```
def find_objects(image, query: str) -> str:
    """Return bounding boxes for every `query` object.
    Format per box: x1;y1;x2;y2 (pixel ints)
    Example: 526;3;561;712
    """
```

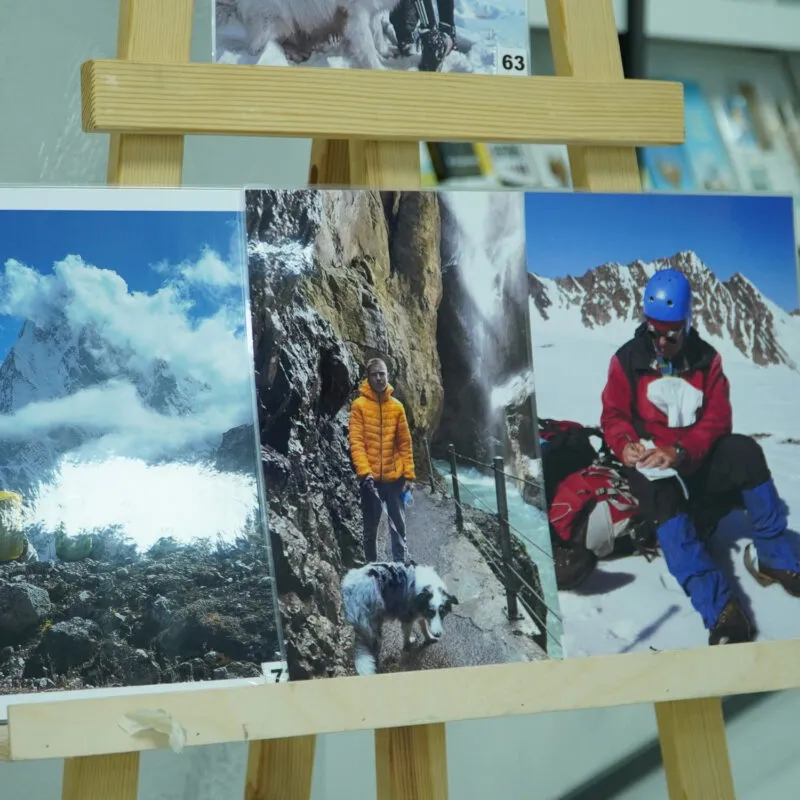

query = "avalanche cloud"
0;247;260;551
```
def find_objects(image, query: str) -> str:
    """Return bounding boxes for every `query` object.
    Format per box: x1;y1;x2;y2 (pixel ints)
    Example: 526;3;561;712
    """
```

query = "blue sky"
525;192;800;312
0;209;244;356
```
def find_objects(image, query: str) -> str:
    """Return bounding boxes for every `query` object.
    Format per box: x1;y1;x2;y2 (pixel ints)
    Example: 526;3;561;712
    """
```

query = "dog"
341;560;459;675
222;0;402;70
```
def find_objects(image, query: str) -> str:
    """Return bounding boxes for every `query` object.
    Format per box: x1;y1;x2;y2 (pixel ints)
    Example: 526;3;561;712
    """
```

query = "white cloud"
153;223;246;292
0;247;256;463
180;245;243;288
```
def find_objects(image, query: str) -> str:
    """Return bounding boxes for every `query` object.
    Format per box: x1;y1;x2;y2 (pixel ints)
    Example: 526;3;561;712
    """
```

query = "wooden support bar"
545;0;667;190
62;753;139;800
375;724;449;800
655;699;736;799
8;626;792;762
244;735;317;800
106;0;194;185
80;60;685;147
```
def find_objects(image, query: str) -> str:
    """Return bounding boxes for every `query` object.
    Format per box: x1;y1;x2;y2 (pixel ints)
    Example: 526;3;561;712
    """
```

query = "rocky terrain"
529;249;797;370
0;532;280;694
246;188;549;679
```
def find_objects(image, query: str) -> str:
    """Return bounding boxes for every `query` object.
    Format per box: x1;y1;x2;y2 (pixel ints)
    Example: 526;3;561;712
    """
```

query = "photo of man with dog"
246;187;561;680
525;190;800;659
213;0;530;76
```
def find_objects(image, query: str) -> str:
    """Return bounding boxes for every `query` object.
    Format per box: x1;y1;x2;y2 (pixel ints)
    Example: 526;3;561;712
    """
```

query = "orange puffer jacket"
348;379;416;483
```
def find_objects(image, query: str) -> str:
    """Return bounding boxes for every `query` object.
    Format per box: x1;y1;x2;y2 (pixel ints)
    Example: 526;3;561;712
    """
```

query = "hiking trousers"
360;477;409;564
622;433;798;629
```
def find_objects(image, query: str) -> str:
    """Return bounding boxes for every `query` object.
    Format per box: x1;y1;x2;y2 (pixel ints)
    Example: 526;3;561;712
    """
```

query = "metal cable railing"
448;492;563;643
425;440;563;645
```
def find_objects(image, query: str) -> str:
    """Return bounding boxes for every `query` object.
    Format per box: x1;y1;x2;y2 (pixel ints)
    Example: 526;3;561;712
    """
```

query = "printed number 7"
502;54;525;71
270;667;284;682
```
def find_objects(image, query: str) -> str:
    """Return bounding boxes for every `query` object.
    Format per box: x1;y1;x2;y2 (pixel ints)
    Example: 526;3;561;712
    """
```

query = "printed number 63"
502;54;525;71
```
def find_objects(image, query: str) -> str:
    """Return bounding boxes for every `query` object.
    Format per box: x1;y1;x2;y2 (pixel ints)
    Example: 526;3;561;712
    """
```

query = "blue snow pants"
623;434;799;629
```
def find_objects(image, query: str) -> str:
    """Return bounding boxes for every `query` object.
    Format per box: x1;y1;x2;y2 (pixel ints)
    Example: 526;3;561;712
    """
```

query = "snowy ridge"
529;250;799;370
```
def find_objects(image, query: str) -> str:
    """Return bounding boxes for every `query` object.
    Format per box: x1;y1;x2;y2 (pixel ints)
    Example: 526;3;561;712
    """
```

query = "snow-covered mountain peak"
529;251;799;370
0;311;204;417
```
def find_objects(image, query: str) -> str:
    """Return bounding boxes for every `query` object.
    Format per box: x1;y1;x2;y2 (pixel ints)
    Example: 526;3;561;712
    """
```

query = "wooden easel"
4;0;794;798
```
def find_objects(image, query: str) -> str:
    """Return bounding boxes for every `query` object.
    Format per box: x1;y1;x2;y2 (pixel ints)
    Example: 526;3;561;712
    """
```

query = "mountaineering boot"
656;513;735;631
418;24;455;71
741;479;800;597
389;0;418;56
708;598;755;646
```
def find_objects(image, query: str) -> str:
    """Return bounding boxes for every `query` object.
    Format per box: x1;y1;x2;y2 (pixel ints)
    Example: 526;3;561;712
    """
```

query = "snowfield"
529;294;800;658
213;0;529;74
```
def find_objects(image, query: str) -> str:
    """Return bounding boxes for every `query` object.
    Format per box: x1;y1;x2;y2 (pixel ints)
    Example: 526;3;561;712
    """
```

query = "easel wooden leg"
309;139;352;185
61;6;195;797
308;136;436;798
349;141;422;189
655;699;736;799
105;0;194;186
545;0;642;192
375;723;449;800
309;138;421;188
244;736;317;800
544;2;735;798
62;753;139;800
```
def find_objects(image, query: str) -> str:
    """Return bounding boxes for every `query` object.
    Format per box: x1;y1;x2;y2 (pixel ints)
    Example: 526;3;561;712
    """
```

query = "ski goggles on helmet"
646;317;684;342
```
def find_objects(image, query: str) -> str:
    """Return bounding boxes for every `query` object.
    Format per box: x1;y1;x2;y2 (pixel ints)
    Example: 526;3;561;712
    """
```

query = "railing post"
423;437;436;493
447;443;463;532
493;456;519;621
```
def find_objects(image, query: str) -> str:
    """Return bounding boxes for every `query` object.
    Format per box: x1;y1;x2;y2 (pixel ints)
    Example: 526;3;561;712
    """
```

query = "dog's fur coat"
221;0;401;69
341;561;459;675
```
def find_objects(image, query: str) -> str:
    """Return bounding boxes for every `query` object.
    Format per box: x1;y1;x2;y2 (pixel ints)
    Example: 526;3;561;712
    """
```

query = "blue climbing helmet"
642;268;693;333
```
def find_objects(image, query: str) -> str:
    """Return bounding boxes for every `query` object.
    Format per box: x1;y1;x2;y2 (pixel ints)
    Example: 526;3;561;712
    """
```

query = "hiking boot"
708;599;755;646
744;543;800;596
418;26;454;72
389;0;418;56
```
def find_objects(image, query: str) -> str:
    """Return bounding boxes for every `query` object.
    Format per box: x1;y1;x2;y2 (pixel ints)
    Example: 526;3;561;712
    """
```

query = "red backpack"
548;465;643;559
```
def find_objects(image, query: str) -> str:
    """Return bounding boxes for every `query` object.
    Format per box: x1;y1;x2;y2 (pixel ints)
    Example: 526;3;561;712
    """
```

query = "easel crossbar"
5;638;800;762
80;59;685;145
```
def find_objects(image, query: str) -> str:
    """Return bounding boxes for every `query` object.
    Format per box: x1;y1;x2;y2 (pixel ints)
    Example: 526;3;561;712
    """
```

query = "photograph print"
525;189;800;659
0;187;282;713
245;186;563;681
213;0;530;75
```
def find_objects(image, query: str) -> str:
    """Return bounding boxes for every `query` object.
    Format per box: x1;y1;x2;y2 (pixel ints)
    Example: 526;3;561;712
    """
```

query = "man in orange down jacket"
349;358;416;564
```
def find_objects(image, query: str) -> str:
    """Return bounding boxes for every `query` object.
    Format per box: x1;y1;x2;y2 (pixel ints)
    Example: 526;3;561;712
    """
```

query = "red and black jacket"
600;322;733;474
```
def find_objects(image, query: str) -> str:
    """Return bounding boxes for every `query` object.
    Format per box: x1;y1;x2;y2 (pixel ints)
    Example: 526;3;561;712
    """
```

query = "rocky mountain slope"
0;534;279;695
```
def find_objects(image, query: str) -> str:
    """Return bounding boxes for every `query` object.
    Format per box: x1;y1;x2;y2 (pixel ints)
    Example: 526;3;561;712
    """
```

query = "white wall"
0;3;798;798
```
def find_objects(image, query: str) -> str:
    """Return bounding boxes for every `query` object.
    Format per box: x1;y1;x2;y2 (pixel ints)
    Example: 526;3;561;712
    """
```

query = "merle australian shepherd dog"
341;561;459;675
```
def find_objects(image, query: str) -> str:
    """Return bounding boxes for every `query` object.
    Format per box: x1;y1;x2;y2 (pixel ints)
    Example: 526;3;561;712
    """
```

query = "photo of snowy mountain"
213;0;530;75
525;190;800;659
0;187;282;712
246;187;561;681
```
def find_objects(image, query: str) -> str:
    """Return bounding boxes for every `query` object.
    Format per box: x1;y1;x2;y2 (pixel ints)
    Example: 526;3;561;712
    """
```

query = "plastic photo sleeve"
0;186;283;718
525;189;800;658
244;186;563;679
